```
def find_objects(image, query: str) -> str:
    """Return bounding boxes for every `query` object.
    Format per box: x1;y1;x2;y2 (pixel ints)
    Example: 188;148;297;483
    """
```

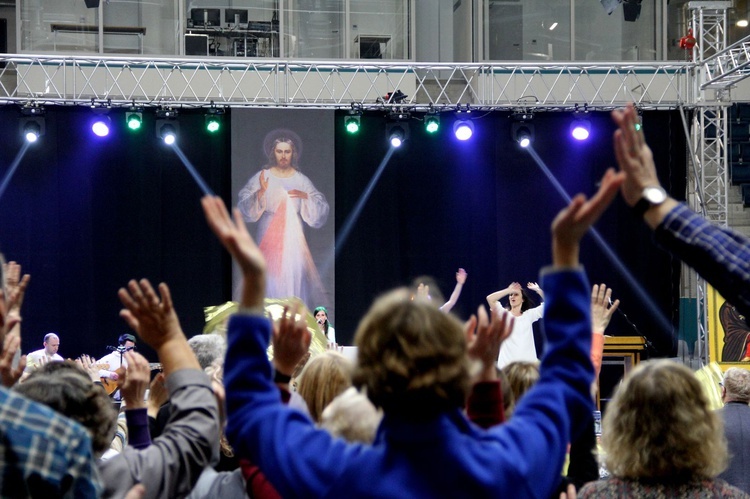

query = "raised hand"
259;170;268;195
75;354;101;382
551;168;625;267
147;372;169;418
591;283;619;334
611;103;659;208
120;351;151;409
202;195;266;309
272;303;311;376
0;333;26;387
3;261;30;342
118;280;183;351
456;268;467;285
465;305;514;381
416;283;430;301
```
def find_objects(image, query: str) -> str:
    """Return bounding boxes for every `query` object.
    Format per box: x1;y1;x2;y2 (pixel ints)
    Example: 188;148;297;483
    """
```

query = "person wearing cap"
97;333;137;383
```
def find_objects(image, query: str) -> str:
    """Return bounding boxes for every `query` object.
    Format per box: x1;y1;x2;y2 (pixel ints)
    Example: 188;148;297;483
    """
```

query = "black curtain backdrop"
334;110;686;357
0;106;231;362
0;105;685;362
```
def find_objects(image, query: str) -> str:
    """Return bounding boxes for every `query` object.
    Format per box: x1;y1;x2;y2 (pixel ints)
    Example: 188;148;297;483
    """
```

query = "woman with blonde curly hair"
580;359;745;497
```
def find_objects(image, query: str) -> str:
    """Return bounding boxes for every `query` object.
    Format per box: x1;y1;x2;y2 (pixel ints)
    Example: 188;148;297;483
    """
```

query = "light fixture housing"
425;114;440;134
205;108;224;133
453;120;474;141
91;115;111;137
386;121;409;148
126;110;143;131
345;114;361;134
512;121;534;148
20;105;46;143
570;118;591;141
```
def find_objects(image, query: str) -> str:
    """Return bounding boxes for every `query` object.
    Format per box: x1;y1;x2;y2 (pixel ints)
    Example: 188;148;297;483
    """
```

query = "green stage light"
345;115;360;134
205;109;223;133
126;111;142;131
425;115;440;133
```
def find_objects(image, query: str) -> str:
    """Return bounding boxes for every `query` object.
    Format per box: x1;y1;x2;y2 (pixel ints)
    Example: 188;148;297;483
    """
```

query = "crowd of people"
0;104;749;498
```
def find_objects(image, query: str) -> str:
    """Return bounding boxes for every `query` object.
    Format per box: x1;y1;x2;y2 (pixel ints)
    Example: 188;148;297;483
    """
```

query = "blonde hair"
602;359;728;481
502;361;540;409
352;288;471;420
297;351;353;423
320;387;382;443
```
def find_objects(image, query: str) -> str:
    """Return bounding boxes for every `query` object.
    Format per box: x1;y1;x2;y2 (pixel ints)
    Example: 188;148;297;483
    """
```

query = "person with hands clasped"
203;162;622;499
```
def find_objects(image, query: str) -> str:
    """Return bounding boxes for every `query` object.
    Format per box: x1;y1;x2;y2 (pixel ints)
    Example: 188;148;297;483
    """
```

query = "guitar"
100;363;163;396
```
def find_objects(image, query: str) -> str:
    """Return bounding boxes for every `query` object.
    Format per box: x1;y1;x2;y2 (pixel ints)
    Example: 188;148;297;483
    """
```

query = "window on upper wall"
481;0;665;62
19;0;178;55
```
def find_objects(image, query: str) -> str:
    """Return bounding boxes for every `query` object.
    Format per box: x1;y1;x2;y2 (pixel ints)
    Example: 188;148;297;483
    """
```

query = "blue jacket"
224;268;594;498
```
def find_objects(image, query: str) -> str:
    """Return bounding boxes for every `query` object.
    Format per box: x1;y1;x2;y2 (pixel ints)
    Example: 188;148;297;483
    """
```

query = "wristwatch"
632;186;668;218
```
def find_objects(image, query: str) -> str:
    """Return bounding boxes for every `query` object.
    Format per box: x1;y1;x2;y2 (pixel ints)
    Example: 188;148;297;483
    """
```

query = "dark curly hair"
15;360;117;457
352;288;471;420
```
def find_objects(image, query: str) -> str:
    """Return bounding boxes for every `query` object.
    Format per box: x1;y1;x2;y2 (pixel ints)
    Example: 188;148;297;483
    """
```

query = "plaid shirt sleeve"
655;203;750;317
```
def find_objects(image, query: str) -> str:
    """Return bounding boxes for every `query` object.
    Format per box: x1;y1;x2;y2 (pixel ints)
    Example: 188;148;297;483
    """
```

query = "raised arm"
98;280;219;498
486;282;520;310
527;282;544;301
590;283;619;378
440;268;467;313
613;103;750;317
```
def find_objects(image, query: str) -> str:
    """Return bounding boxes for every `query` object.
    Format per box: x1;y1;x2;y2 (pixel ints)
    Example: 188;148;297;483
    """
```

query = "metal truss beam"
689;1;731;368
0;54;691;110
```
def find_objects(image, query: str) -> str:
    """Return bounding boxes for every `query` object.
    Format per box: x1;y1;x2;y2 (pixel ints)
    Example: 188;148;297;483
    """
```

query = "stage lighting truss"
453;119;474;141
424;114;440;134
345;112;361;134
570;117;591;141
126;109;143;131
20;104;45;143
511;114;534;148
205;108;224;133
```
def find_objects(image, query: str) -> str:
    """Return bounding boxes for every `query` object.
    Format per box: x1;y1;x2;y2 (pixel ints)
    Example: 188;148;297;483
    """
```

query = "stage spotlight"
23;122;41;143
205;108;223;133
512;122;534;148
160;124;177;145
570;119;591;141
126;110;143;131
386;119;409;147
91;115;111;137
389;126;405;147
425;114;440;134
453;120;474;141
345;115;361;134
20;105;46;143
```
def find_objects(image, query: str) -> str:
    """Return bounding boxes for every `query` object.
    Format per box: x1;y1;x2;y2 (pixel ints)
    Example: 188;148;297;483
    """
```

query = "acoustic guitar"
99;362;163;396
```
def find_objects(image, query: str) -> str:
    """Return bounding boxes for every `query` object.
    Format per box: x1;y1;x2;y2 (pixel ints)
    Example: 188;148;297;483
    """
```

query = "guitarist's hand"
120;351;150;409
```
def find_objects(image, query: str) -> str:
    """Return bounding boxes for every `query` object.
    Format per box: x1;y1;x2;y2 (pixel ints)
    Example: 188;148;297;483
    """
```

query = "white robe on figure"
238;169;329;306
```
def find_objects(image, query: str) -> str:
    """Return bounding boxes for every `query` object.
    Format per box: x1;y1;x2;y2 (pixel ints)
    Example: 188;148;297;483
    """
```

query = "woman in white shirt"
486;282;544;368
314;306;336;345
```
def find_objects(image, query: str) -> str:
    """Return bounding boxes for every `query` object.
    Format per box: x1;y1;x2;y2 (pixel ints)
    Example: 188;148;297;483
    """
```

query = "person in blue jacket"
200;166;624;498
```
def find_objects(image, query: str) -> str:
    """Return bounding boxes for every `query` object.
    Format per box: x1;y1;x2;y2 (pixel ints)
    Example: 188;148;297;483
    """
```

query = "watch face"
644;186;667;204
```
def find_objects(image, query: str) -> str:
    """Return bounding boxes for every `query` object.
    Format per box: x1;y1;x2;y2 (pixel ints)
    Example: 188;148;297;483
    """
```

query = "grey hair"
188;334;227;370
723;367;750;403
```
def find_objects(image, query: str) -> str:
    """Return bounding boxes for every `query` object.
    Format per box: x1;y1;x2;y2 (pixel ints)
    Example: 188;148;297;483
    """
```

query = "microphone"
317;318;324;325
106;345;119;351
